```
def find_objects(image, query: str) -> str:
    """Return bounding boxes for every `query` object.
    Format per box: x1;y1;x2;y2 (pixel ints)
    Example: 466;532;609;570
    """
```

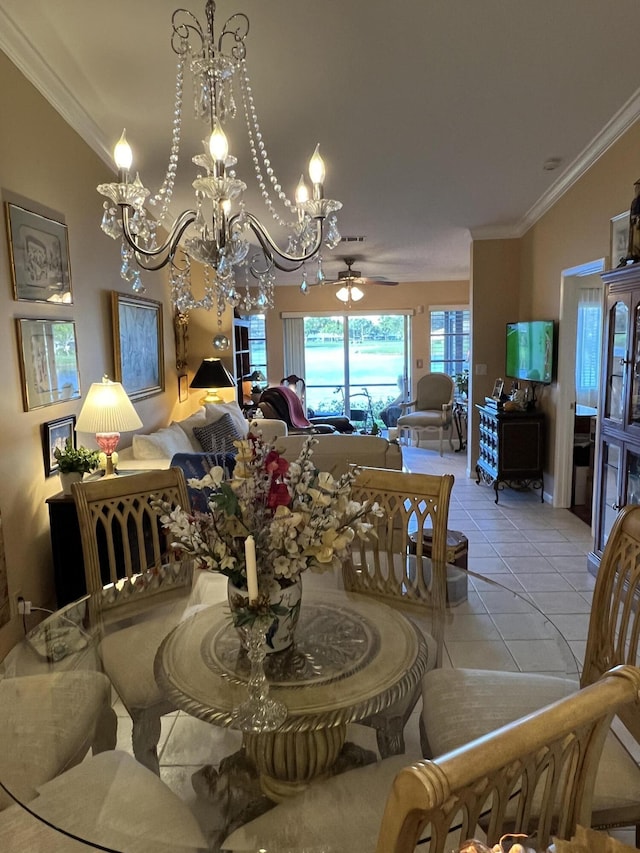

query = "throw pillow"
132;423;194;460
204;400;248;438
173;407;207;451
193;414;242;454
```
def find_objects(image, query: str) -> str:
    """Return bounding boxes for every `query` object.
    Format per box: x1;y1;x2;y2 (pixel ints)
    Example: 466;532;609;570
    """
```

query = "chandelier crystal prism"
98;1;342;313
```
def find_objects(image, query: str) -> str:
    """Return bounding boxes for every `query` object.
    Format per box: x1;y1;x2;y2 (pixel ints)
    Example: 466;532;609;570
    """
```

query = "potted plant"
54;440;100;494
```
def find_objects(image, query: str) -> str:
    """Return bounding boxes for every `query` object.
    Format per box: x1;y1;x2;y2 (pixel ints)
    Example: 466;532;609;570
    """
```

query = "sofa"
117;400;402;476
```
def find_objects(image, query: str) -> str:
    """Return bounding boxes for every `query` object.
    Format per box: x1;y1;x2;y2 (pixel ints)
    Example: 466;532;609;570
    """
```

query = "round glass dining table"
0;568;579;852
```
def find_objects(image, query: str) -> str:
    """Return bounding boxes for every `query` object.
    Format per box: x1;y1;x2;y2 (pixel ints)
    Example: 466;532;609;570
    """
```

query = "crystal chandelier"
98;1;342;314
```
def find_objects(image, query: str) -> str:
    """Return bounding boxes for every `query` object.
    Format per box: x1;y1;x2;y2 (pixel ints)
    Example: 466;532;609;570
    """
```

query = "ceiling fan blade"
363;278;399;287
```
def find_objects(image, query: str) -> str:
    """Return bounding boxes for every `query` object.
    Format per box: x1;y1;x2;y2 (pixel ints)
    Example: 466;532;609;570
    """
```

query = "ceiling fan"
310;257;398;304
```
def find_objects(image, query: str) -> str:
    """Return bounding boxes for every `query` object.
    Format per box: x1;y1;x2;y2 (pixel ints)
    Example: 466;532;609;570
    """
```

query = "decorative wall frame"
174;310;189;371
5;202;73;303
0;510;8;631
178;373;189;403
42;414;76;476
15;318;81;411
610;211;630;270
112;291;164;401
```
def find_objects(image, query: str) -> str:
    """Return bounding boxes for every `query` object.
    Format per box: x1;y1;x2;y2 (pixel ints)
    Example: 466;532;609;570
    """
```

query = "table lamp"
75;375;143;477
190;358;235;404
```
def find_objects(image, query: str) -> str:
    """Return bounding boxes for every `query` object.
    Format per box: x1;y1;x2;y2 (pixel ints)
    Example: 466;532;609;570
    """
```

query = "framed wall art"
112;291;164;401
42;414;76;476
0;510;8;631
5;202;73;303
178;373;189;403
491;378;504;400
610;211;630;270
15;318;81;411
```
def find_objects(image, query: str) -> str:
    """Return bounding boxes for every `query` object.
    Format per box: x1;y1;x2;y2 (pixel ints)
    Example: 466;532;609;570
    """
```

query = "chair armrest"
398;399;417;413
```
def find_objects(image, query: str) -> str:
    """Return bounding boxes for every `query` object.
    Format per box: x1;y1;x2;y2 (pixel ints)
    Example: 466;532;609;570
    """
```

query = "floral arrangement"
156;433;381;603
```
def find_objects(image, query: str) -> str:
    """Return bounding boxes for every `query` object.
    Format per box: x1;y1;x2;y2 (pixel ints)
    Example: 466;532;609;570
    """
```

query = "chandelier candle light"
98;1;342;314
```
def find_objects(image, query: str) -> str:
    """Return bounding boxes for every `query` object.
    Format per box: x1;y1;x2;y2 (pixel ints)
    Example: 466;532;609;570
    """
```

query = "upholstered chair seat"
0;671;115;811
0;750;207;852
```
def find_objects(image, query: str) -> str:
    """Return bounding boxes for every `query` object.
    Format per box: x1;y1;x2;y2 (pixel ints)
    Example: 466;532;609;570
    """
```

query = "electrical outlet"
17;596;31;615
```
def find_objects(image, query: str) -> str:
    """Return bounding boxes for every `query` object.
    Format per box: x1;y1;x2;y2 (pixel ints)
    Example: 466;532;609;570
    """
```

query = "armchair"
397;373;455;456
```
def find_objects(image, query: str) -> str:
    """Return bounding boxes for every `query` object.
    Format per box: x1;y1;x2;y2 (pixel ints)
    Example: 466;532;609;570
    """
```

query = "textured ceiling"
1;0;640;286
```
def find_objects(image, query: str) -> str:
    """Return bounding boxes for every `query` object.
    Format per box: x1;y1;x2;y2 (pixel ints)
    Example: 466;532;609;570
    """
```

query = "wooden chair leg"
92;704;118;754
131;711;161;775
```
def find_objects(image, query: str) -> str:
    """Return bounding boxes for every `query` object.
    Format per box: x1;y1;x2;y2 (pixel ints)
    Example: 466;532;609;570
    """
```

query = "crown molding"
472;87;640;242
0;8;113;170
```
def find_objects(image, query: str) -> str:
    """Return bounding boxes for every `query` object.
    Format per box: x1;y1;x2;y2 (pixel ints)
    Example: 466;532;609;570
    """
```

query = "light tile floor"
112;446;636;848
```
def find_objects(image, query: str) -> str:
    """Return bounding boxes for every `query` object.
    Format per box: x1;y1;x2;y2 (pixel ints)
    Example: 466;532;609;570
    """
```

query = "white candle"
245;535;258;603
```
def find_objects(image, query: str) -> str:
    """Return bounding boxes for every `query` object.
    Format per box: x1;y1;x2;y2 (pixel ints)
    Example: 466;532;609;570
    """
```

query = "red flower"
264;450;289;478
267;482;291;509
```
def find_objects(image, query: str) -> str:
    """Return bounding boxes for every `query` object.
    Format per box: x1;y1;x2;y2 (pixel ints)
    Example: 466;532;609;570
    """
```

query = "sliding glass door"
301;315;409;428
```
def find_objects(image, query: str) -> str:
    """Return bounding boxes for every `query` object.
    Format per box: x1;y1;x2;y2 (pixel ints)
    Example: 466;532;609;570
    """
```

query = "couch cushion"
132;422;194;460
204;401;249;439
173;407;207;451
193;413;243;454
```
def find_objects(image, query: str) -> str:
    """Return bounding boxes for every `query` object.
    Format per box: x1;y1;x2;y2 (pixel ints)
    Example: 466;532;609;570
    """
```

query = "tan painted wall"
0;53;221;655
266;280;469;390
468;239;522;468
515;118;640;495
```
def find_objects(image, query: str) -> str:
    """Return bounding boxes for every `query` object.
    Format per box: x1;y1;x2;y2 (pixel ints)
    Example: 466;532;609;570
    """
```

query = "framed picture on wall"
178;373;189;403
15;318;81;411
42;414;76;476
610;211;630;270
5;202;73;303
112;291;164;401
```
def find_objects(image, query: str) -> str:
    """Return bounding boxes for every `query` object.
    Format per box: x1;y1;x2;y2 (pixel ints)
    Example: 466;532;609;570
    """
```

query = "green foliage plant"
54;439;100;474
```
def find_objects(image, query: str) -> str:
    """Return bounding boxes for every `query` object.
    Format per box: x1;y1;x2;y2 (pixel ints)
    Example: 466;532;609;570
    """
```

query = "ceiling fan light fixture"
336;284;364;303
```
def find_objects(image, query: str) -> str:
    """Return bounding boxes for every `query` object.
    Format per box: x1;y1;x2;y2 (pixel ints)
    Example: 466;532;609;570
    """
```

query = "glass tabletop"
0;566;579;852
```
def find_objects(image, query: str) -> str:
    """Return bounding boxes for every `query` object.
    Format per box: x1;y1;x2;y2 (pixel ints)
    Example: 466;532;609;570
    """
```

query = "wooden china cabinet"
590;264;640;574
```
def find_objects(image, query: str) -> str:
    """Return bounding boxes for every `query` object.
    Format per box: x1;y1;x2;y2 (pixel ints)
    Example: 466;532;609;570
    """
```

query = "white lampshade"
76;376;142;434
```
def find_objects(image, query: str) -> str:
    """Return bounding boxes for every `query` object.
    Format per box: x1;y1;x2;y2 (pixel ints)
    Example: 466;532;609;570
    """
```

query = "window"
282;313;410;429
430;308;470;377
575;288;602;408
239;313;267;376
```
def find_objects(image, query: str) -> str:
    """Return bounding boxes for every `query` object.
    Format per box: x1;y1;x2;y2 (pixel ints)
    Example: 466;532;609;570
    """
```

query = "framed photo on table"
112;291;164;401
15;318;81;411
491;378;504;400
610;211;630;270
42;415;76;476
5;202;73;303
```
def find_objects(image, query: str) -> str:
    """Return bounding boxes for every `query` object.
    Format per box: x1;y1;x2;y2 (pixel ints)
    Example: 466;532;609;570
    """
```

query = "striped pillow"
193;414;242;455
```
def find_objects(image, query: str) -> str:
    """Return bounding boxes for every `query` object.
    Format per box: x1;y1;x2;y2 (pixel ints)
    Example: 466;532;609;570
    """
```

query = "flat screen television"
505;320;554;385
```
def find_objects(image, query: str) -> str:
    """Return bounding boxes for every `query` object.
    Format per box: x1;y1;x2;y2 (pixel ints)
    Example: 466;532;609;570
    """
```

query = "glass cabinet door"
597;440;621;552
626;447;640;505
605;299;629;423
632;302;640;425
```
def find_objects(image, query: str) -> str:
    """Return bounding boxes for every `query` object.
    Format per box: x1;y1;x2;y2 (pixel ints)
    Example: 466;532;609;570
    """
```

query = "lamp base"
199;390;224;404
96;433;121;477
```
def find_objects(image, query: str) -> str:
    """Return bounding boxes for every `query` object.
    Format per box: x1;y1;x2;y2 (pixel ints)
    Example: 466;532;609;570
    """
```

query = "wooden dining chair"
72;468;199;774
343;466;454;755
222;666;640;853
420;502;640;843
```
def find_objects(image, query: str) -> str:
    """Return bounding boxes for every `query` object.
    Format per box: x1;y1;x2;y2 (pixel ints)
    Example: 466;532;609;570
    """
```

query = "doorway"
554;260;605;525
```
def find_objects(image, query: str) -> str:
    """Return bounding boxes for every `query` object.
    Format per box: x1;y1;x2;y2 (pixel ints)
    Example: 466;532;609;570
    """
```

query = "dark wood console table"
475;403;545;503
